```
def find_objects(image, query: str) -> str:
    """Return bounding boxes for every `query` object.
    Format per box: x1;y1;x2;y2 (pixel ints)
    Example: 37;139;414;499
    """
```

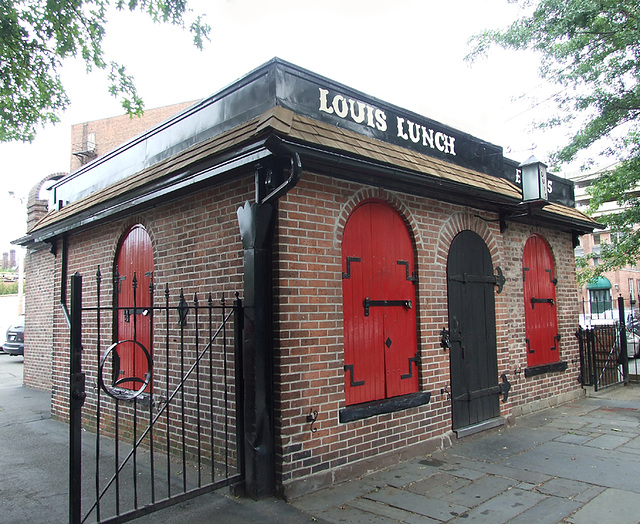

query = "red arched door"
523;235;559;367
115;225;154;392
342;201;419;406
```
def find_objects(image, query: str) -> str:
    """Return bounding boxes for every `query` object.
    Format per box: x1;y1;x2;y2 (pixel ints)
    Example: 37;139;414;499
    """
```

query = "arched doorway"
446;230;499;430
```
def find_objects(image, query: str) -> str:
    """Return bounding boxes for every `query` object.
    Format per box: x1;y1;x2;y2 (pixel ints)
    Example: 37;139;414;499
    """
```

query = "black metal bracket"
440;383;451;400
363;298;412;317
440;327;451;351
551;333;561;351
530;297;554;309
344;364;365;387
306;409;319;433
526;338;533;353
401;351;421;379
178;292;189;326
498;373;511;403
123;307;150;323
546;269;558;285
494;266;506;294
342;256;361;279
397;260;417;283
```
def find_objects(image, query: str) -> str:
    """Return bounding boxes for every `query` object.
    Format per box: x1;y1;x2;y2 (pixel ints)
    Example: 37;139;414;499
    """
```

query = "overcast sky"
0;0;578;255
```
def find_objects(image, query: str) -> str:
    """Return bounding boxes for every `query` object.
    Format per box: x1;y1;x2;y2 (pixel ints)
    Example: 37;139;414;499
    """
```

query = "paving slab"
406;472;472;499
448;488;546;523
441;428;562;464
535;477;593;499
345;497;438;524
567;487;640;524
441;475;517;508
553;433;595;445
506;440;640;493
506;495;581;524
291;480;376;513
364;459;441;488
583;433;634;450
365;486;469;521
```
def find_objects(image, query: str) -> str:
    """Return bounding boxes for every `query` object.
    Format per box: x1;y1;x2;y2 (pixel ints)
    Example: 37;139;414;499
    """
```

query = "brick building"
18;59;597;501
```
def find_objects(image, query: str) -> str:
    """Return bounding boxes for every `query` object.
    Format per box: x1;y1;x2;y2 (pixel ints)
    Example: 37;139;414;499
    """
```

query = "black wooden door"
447;230;499;430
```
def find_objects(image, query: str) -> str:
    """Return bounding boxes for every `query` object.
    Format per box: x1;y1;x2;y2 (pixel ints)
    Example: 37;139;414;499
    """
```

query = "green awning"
586;276;612;290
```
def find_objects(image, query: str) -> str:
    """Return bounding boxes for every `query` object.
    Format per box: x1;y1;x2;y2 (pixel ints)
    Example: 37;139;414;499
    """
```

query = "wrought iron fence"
69;270;244;524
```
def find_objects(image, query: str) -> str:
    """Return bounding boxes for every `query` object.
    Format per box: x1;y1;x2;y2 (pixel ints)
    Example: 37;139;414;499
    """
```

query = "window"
341;201;418;405
589;289;612;314
522;235;559;367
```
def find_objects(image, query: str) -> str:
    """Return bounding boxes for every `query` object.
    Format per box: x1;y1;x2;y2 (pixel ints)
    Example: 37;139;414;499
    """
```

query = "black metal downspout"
236;147;301;499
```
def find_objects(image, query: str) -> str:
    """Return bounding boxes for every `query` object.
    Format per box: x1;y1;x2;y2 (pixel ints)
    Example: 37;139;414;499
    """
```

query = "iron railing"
69;270;244;524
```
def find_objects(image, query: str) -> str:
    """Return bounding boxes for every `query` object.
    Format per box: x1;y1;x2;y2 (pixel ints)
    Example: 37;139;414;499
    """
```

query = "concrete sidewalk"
291;385;640;524
2;352;639;523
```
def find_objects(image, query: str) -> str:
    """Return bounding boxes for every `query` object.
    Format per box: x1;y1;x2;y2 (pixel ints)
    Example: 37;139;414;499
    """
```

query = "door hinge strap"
449;267;506;294
453;374;511;403
363;298;412;317
342;257;361;279
397;260;418;283
344;364;365;387
401;352;421;379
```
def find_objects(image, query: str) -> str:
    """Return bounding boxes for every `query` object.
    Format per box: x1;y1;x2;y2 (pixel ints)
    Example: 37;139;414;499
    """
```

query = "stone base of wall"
510;388;585;417
279;430;456;501
281;387;586;501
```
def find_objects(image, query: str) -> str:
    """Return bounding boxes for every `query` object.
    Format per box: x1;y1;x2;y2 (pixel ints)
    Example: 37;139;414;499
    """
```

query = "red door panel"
523;235;559;367
116;225;154;392
342;201;418;405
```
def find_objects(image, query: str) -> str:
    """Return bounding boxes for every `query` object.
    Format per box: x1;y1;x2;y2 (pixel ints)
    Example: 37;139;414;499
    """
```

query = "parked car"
2;316;24;356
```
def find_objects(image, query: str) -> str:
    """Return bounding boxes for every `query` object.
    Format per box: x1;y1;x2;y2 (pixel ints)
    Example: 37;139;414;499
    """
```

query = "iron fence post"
618;295;629;384
234;294;245;491
70;273;85;524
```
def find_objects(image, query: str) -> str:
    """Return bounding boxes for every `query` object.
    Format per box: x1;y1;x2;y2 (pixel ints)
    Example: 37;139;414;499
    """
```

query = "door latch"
530;297;554;309
363;298;412;317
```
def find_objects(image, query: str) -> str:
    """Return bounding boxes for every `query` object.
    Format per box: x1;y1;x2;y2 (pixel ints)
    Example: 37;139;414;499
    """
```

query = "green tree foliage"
0;0;210;142
467;0;640;282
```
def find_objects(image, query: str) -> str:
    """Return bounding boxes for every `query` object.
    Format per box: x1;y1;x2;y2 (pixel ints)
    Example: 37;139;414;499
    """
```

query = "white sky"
0;0;582;255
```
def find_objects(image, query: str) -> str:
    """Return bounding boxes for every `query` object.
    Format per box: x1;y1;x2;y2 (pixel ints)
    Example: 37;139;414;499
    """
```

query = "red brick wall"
273;173;583;498
69;101;197;173
23;245;55;390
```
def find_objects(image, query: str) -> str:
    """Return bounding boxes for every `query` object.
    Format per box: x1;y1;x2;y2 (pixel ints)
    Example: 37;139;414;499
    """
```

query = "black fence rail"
69;271;244;524
577;324;623;390
577;295;632;390
579;293;640;383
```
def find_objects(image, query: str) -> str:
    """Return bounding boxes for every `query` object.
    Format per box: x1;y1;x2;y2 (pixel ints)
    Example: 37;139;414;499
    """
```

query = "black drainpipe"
236;141;301;499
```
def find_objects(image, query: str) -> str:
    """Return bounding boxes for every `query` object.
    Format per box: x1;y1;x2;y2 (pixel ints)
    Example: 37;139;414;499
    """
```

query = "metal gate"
577;324;624;390
577;297;629;390
68;270;244;524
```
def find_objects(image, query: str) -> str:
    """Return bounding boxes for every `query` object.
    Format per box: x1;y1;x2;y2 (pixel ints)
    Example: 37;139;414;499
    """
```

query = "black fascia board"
506;209;597;235
50;58;507;209
274;136;522;214
25;141;271;245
